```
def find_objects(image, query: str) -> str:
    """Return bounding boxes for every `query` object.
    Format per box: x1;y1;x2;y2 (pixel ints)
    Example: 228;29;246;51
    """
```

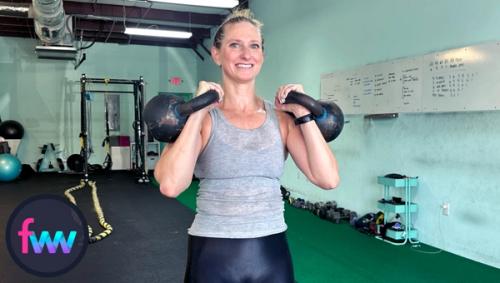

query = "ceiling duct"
35;45;77;60
34;15;76;61
32;0;68;45
31;0;76;60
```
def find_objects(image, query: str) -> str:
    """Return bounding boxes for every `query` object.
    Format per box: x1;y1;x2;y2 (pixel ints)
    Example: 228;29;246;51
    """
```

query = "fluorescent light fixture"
150;0;238;9
35;45;77;60
124;27;192;39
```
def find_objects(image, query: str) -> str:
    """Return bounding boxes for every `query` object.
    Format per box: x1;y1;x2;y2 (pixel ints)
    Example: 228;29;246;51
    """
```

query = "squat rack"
80;74;149;183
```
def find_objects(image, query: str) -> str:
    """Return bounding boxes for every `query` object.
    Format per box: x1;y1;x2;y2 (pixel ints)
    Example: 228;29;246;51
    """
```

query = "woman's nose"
240;46;251;59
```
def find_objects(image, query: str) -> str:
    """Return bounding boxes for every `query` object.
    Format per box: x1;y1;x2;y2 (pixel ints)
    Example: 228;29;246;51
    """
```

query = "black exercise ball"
67;154;84;172
0;120;25;139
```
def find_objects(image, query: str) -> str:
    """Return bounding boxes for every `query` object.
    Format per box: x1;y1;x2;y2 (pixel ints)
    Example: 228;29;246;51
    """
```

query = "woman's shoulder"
269;103;294;145
271;104;293;126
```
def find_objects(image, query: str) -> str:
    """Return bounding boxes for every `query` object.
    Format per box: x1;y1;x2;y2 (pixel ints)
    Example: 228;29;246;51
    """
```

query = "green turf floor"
176;181;500;283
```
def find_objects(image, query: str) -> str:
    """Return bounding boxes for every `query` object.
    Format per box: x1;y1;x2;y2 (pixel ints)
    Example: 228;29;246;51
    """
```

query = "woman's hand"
274;84;310;117
195;81;224;112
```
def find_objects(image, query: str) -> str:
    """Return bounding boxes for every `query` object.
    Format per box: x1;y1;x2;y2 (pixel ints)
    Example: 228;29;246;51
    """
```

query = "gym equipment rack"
80;74;149;183
376;176;419;245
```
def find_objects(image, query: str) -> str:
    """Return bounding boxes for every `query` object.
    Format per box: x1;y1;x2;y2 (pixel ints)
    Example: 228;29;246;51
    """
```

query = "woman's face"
212;21;264;84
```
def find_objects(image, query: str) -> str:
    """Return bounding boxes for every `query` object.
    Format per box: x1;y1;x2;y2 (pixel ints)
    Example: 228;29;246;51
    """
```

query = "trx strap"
102;93;112;170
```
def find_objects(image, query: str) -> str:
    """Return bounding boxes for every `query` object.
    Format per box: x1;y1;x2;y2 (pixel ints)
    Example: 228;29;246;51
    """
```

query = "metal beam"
75;18;211;38
0;16;33;27
0;1;224;49
79;32;194;48
0;31;33;38
238;0;249;9
192;37;211;55
192;46;204;60
0;1;30;18
63;1;225;27
0;26;31;33
81;29;189;41
0;30;194;49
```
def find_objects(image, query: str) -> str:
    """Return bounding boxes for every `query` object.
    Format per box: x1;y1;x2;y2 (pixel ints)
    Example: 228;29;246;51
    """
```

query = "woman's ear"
211;46;221;67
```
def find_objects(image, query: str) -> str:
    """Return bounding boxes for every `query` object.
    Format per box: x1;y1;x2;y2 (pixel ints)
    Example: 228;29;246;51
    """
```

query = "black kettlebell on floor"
144;90;219;142
284;91;344;142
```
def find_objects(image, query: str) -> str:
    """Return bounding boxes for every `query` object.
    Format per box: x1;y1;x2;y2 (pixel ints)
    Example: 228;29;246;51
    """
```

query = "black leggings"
184;232;295;283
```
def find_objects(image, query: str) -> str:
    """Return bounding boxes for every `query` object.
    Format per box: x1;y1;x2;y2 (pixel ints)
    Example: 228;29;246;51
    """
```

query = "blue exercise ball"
0;153;22;182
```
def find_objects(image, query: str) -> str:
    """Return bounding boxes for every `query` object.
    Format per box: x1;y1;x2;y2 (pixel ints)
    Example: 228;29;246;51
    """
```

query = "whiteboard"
321;41;500;114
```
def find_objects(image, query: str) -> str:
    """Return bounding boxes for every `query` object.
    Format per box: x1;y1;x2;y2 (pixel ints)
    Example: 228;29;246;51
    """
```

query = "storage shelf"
377;176;418;187
131;142;160;170
385;228;418;241
377;175;419;245
377;202;418;213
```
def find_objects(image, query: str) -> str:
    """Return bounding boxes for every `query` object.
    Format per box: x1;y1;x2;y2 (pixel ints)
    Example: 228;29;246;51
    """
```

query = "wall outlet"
442;202;450;216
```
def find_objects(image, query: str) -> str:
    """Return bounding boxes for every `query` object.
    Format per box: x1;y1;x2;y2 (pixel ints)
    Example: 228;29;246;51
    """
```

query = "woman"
154;9;339;283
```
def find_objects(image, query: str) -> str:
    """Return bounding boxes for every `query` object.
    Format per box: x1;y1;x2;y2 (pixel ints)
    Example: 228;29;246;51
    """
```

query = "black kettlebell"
284;91;344;142
144;90;343;143
143;90;219;142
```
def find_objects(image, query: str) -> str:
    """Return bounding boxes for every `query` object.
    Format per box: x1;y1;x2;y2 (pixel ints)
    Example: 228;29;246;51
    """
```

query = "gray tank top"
190;100;287;238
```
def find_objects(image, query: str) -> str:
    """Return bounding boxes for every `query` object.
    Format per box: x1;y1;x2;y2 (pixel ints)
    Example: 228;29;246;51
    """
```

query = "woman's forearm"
298;121;339;189
154;112;206;197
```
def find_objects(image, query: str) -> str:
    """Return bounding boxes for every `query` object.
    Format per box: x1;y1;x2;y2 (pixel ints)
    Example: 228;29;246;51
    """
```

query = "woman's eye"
251;44;261;49
229;42;240;48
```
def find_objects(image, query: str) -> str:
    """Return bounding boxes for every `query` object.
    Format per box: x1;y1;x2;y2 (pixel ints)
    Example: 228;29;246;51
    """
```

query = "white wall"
0;37;198;167
196;0;500;268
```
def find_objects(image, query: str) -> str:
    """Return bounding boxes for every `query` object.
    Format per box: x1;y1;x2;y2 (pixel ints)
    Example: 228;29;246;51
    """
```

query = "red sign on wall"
169;76;183;86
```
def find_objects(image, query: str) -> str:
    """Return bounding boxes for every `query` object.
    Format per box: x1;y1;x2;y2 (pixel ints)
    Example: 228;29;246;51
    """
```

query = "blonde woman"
155;9;339;283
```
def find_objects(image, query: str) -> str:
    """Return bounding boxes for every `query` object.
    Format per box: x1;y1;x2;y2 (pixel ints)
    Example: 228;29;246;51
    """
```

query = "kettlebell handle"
176;90;219;117
283;91;324;117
